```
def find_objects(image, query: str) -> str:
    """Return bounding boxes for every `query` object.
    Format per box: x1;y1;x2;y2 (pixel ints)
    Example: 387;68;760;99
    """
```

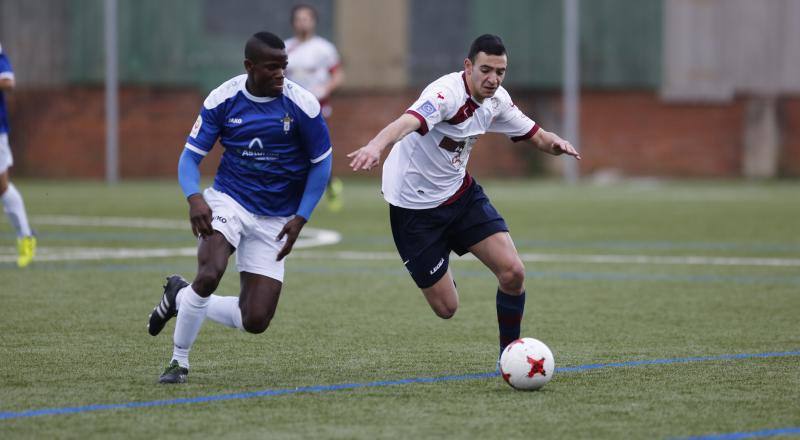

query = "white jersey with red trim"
382;71;539;209
284;36;340;101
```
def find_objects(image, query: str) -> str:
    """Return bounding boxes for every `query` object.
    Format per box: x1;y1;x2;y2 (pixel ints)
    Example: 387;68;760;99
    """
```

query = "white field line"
0;247;198;263
291;251;800;268
1;215;798;267
2;248;799;267
33;215;188;230
0;215;341;263
30;215;341;248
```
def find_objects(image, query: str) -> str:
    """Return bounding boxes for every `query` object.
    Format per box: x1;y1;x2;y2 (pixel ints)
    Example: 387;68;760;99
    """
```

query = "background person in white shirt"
285;4;345;211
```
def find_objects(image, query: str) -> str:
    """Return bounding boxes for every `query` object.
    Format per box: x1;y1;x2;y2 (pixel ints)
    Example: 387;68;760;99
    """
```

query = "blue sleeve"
178;148;204;198
296;154;332;220
185;105;222;155
0;53;13;77
297;109;332;162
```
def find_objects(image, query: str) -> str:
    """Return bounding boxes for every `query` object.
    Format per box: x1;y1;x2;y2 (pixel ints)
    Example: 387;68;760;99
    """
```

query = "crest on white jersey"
190;115;202;139
416;100;437;117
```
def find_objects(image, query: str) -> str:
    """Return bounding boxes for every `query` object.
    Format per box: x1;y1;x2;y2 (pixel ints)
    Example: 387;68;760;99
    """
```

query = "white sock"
206;295;244;330
172;285;209;369
177;291;242;330
1;183;32;237
175;287;185;310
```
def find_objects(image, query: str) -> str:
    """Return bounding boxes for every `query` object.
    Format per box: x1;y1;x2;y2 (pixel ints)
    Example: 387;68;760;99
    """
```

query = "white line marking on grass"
0;247;199;263
33;215;187;230
2;248;798;267
517;253;800;267
3;215;798;267
0;215;341;263
291;251;800;268
31;215;339;248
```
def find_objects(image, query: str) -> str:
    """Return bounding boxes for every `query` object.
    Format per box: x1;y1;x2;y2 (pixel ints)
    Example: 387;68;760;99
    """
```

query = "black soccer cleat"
147;274;189;336
159;360;188;384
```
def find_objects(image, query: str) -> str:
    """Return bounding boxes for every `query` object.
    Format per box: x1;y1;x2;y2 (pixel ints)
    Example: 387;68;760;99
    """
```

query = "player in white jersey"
285;4;345;211
0;42;36;268
348;35;580;362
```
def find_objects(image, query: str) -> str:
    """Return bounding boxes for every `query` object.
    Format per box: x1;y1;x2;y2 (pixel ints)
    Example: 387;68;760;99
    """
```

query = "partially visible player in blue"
147;32;333;384
0;42;36;268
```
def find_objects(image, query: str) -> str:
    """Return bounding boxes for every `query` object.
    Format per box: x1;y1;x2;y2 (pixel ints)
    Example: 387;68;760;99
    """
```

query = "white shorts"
203;187;292;282
0;133;13;174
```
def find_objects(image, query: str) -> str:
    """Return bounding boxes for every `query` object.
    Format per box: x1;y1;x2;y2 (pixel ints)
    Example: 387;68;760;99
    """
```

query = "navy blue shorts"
389;179;508;289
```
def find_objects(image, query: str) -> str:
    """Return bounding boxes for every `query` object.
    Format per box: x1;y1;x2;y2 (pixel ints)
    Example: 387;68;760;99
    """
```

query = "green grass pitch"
1;179;798;439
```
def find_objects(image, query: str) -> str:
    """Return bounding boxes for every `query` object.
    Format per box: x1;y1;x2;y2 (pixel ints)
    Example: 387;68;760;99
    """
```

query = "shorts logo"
416;100;437;118
429;257;445;275
228;117;242;124
212;215;228;224
190;115;202;138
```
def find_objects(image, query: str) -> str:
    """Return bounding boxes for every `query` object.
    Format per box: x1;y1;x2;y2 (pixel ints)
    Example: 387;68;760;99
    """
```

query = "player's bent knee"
242;315;271;334
434;306;457;319
498;261;526;293
241;307;275;334
193;269;224;296
431;299;458;319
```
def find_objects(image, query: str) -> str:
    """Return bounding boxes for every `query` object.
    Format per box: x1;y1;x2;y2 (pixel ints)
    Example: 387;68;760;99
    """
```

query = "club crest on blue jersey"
282;113;293;133
416;100;437;118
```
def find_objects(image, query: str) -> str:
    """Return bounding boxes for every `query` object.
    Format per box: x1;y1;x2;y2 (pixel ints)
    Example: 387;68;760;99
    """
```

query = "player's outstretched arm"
530;128;581;160
347;113;421;171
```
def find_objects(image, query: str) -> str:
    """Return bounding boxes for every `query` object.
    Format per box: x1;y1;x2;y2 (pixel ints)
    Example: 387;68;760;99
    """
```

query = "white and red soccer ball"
499;337;555;390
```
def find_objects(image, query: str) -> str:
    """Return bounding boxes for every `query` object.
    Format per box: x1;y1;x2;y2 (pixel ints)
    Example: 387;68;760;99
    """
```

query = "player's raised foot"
326;177;344;212
159;360;188;384
16;235;36;268
147;275;189;336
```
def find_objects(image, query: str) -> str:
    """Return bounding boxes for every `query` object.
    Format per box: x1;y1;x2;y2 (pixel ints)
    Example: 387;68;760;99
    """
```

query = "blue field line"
0;350;797;422
672;426;800;439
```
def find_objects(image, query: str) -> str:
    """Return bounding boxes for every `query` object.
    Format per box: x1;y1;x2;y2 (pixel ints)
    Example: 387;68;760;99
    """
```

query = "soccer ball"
499;337;555;390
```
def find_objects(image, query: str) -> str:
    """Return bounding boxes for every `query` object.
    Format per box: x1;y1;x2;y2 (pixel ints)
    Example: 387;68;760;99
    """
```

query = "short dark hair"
291;4;318;23
467;34;506;62
245;31;285;60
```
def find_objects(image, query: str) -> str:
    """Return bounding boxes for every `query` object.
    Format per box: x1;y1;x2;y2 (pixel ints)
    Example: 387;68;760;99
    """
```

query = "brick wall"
782;98;800;176
8;87;220;179
5;87;800;179
576;91;747;177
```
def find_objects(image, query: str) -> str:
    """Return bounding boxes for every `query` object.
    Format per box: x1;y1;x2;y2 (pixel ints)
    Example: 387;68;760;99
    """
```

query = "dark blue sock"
496;289;525;352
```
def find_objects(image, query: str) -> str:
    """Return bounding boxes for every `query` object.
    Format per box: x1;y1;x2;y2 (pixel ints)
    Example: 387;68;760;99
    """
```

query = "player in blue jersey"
0;42;36;268
146;32;333;384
